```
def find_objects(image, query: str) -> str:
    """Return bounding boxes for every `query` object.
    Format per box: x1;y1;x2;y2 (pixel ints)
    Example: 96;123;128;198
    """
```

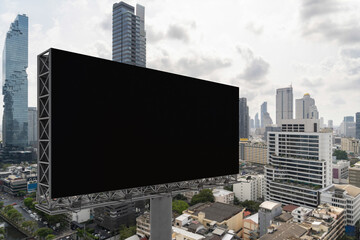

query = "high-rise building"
239;98;249;139
250;118;254;129
255;113;260;129
295;93;319;119
262;112;273;127
261;102;267;128
344;116;354;122
2;14;28;148
112;2;146;67
265;119;333;208
356;112;360;140
28;107;37;147
328;120;333;129
276;86;293;124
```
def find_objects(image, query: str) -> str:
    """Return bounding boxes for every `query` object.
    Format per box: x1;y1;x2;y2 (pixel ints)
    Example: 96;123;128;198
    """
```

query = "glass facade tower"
2;14;28;148
112;2;146;67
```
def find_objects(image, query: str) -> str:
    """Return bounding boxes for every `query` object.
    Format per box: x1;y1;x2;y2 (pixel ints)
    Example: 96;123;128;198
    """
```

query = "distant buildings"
28;107;37;147
112;1;146;67
261;102;267;128
341;137;360;155
2;14;29;148
239;141;267;165
295;93;319;119
328;119;333;129
349;162;360;188
356;112;360;140
339;118;356;138
233;175;265;202
255;113;260;129
320;184;360;228
239;98;249;139
265;119;332;208
276;86;293;124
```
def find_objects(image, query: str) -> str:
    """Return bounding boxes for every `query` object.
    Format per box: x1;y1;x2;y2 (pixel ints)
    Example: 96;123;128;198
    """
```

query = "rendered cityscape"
0;1;360;240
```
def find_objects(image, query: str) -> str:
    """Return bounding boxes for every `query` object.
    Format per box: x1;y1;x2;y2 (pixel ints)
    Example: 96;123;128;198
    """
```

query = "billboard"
40;48;239;198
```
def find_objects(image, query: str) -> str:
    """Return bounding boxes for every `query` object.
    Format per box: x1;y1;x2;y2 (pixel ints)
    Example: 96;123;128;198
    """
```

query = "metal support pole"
150;194;172;240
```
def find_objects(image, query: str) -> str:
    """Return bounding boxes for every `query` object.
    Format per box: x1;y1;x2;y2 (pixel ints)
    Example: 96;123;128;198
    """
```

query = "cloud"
166;24;190;43
235;46;270;82
146;25;164;43
100;13;111;31
299;0;360;44
245;22;263;35
301;77;323;88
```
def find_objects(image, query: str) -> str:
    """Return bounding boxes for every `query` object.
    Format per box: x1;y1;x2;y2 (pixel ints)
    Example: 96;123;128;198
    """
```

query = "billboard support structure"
36;49;238;215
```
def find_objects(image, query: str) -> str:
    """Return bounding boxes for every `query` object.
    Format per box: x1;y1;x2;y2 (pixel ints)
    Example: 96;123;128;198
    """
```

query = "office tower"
356;113;360;139
328;120;333;129
112;1;146;67
320;117;324;128
262;112;273;127
344;116;354;122
239;98;249;139
340;117;356;138
295;93;319;119
261;102;267;128
255;113;260;129
28;107;37;147
276;86;293;124
2;14;28;148
265;119;332;208
250;118;254;129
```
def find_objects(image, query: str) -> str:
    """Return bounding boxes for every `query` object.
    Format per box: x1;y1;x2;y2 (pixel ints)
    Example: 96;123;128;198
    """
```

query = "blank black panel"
48;48;239;198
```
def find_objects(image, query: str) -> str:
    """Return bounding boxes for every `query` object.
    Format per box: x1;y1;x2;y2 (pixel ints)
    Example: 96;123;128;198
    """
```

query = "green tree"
24;197;35;210
224;185;233;191
0;201;4;209
76;228;96;240
18;190;26;197
173;194;188;201
0;227;5;240
3;205;14;213
240;200;261;213
45;234;56;240
7;208;23;222
172;200;189;214
233;196;240;205
333;149;348;160
118;225;136;240
22;220;37;232
190;189;214;205
35;228;53;240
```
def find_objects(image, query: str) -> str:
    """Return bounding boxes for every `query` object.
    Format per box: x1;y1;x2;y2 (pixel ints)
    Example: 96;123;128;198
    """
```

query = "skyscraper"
28;107;37;147
295;93;319;119
356;113;360;140
2;14;28;148
112;1;146;67
255;113;260;129
239;98;249;139
276;86;293;124
261;102;267;128
328;120;333;129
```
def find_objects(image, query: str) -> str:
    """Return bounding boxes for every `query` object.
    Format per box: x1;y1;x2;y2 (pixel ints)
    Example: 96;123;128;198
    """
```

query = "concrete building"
243;213;259;240
258;201;282;237
259;222;307;240
70;209;91;224
239;98;249;139
340;120;356;138
182;202;244;236
112;2;146;67
320;184;360;227
291;206;313;223
276;86;293;124
263;126;281;142
136;212;150;239
295;93;319;120
212;189;234;204
239;141;267;165
332;160;349;184
233;175;265;202
328;120;333;129
172;227;204;240
341;137;360;155
349;162;360;188
265;119;333;208
2;175;27;195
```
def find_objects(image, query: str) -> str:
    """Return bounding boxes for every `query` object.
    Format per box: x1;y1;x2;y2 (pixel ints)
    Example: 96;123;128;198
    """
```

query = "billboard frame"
36;49;238;215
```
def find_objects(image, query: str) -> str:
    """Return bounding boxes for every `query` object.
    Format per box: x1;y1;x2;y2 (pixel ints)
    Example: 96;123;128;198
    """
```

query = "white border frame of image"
36;49;238;215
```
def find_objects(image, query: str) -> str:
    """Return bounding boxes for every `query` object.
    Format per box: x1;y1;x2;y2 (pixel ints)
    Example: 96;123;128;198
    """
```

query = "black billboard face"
46;48;239;198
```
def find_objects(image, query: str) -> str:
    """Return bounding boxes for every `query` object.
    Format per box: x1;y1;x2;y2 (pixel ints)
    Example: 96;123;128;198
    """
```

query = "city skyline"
0;0;359;126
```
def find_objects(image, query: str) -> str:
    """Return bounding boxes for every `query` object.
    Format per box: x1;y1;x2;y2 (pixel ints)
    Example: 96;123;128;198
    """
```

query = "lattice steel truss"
36;49;238;215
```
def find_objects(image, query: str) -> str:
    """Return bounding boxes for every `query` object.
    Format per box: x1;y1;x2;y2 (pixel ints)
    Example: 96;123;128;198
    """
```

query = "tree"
3;205;14;213
333;150;348;160
118;225;136;240
24;197;35;210
233;196;240;206
173;194;187;201
45;234;56;240
18;190;26;197
0;202;4;209
22;220;37;232
7;208;23;222
190;189;214;205
0;227;5;240
240;200;260;213
172;200;189;214
36;228;53;240
224;185;233;191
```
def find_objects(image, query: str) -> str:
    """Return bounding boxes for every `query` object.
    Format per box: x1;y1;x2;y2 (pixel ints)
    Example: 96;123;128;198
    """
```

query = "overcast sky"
0;0;360;126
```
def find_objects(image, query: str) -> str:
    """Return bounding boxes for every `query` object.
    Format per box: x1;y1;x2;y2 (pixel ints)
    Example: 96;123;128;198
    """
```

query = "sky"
0;0;360;126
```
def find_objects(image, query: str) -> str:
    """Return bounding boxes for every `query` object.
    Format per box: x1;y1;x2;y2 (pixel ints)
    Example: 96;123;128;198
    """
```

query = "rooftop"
274;212;293;222
186;202;243;223
283;204;299;212
259;201;281;210
245;213;259;224
333;184;360;198
172;227;204;240
259;223;307;240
